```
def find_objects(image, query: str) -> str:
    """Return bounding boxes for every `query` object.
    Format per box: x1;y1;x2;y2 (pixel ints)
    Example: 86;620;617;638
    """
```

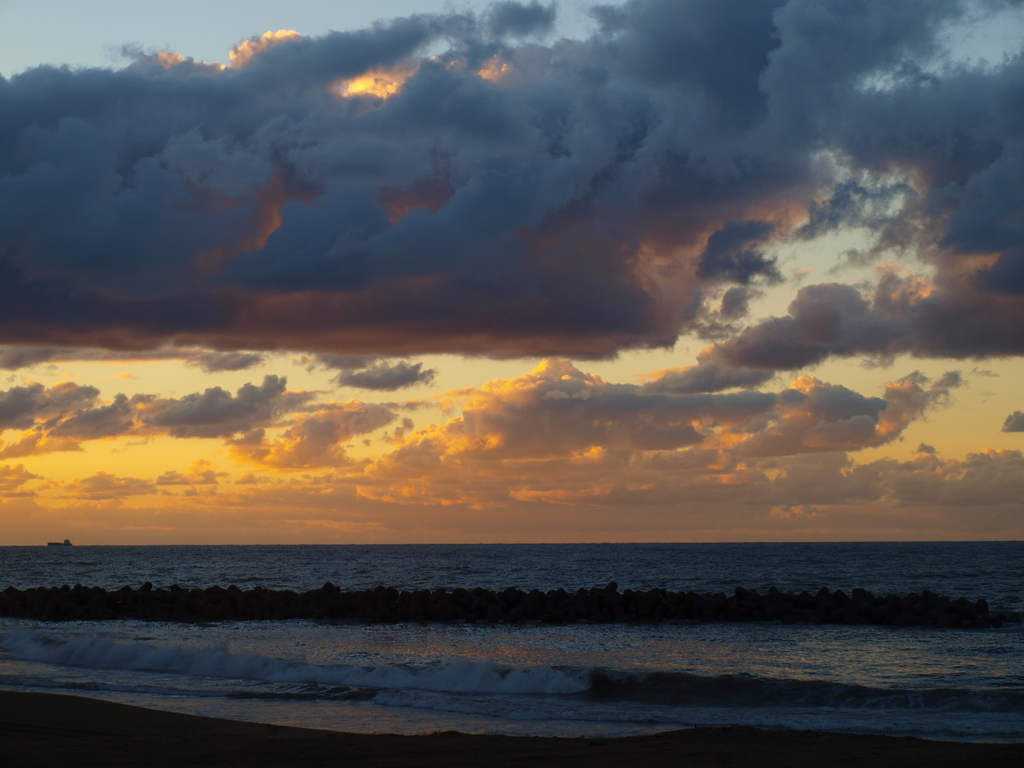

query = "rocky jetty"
0;582;1019;627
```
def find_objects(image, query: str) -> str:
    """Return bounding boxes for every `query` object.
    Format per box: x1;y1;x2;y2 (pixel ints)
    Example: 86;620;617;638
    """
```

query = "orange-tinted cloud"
155;52;187;69
58;472;156;500
379;167;455;225
477;55;511;83
156;459;227;486
229;402;397;469
0;463;38;497
0;432;83;459
336;61;419;99
0;376;318;457
229;30;302;68
352;359;946;508
6;441;1023;543
737;371;959;457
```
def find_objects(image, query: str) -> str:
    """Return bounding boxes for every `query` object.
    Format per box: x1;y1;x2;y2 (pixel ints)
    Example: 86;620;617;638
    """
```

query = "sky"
3;0;1024;544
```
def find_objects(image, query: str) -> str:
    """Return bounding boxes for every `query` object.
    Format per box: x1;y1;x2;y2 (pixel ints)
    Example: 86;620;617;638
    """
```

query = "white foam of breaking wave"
0;631;590;695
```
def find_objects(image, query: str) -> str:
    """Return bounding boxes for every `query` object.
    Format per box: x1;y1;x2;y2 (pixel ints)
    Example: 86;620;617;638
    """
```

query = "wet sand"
3;690;1022;767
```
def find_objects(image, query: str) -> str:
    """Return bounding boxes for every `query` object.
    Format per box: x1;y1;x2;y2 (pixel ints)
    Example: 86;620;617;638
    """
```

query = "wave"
0;631;588;695
3;630;1022;718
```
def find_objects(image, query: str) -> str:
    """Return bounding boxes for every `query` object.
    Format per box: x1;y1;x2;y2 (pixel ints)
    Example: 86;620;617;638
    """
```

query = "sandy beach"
2;690;1022;767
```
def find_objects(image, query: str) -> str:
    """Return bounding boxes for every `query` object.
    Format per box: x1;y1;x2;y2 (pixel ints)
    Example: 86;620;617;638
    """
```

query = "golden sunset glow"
336;62;419;99
477;55;511;82
1;347;1023;543
229;29;301;68
155;51;186;69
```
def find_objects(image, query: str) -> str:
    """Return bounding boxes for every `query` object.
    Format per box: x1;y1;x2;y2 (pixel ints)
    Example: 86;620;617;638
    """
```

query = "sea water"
0;543;1021;741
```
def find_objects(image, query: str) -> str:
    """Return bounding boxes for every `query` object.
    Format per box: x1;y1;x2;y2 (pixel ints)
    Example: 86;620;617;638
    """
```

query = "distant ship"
46;539;73;547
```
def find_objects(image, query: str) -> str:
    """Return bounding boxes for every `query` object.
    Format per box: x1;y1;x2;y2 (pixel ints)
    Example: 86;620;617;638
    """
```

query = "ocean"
0;543;1021;741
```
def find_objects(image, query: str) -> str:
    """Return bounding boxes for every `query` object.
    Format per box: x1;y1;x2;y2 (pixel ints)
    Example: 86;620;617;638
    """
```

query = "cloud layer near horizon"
2;0;1024;363
3;358;1020;541
0;374;406;462
0;358;965;499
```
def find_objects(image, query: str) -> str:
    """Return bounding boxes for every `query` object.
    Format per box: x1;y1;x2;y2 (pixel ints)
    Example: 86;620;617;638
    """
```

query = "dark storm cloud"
0;382;100;430
697;221;778;284
719;287;750;319
796;179;915;241
145;375;310;438
1003;411;1024;432
641;363;774;394
312;355;437;390
486;2;557;37
333;361;436;391
709;273;1024;371
0;347;62;370
2;1;1024;360
0;345;266;371
933;370;963;392
0;373;404;458
185;351;266;372
592;0;786;128
50;393;151;439
977;248;1024;294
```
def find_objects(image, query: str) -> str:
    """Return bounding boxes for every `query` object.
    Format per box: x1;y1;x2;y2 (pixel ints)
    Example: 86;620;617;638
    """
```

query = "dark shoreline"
3;581;1020;627
3;691;1023;767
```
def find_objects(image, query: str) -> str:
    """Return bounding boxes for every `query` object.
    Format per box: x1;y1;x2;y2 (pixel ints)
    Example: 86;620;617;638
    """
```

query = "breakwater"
2;582;1019;627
